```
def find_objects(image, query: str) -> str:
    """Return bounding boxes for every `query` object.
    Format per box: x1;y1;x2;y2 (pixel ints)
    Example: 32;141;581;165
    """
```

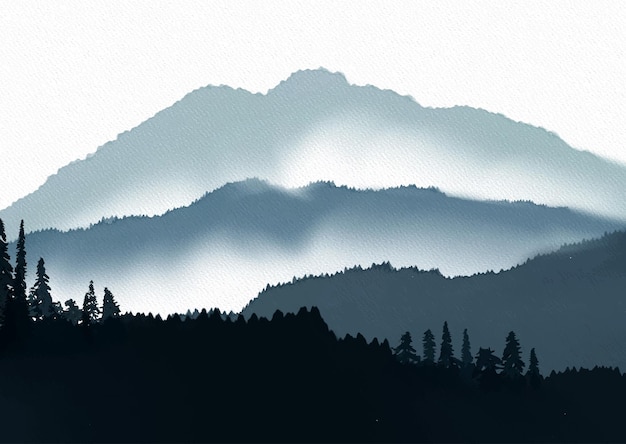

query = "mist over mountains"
3;68;626;236
10;179;622;316
3;68;623;374
3;60;626;443
243;230;626;372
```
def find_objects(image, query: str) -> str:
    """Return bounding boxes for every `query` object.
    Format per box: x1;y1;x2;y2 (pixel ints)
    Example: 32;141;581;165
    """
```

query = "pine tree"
14;221;27;297
81;281;100;325
101;287;121;321
6;220;30;335
63;299;82;325
461;328;473;367
526;347;542;389
501;331;525;380
393;331;420;364
438;321;455;368
0;219;13;325
422;329;436;365
29;257;53;320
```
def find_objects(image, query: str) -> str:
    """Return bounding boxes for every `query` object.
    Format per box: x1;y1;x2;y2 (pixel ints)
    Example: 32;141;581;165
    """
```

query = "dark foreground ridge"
0;307;625;443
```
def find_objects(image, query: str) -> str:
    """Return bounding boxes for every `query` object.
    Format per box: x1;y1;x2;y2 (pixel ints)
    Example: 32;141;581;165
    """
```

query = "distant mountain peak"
269;67;349;95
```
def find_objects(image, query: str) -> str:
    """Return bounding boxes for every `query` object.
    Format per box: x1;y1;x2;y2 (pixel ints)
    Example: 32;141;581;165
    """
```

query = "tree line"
1;302;624;442
0;219;121;341
393;321;542;391
0;215;552;396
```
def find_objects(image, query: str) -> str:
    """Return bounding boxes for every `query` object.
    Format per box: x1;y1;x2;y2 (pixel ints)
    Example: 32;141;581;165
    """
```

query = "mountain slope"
3;68;626;235
243;230;626;372
10;179;622;316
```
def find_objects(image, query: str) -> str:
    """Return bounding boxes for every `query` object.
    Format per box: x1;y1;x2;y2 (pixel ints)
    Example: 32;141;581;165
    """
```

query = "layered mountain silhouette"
11;179;622;316
243;230;626;372
3;68;626;236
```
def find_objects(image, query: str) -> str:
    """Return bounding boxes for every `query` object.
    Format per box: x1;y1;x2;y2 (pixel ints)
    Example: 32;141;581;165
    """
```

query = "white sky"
1;1;625;210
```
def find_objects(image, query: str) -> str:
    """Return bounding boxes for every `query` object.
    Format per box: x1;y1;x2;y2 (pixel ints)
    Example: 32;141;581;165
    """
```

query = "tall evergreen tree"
29;257;53;320
0;219;13;325
63;299;82;325
501;331;525;380
393;331;420;365
461;328;473;367
6;220;30;335
422;329;436;365
81;281;100;325
101;287;121;321
438;321;455;367
14;221;27;297
526;347;542;389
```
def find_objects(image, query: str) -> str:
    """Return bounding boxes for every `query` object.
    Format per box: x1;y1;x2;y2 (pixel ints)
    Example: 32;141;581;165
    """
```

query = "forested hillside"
244;230;626;372
1;218;625;441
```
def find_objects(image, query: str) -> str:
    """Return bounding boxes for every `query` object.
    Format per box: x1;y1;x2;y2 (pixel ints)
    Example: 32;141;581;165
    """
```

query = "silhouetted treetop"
81;280;100;326
461;328;473;367
438;321;455;368
101;287;121;321
29;257;53;320
501;331;525;380
0;218;13;325
422;329;436;365
394;331;420;365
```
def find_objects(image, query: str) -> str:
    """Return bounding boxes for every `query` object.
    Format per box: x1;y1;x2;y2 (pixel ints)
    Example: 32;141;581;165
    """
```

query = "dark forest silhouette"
0;219;625;442
0;220;123;339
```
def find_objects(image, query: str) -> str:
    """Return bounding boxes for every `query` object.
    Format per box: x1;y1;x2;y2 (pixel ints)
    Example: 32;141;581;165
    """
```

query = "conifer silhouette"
81;281;100;325
393;331;420;364
6;221;30;336
29;258;53;320
438;321;455;367
101;287;121;321
461;328;473;367
0;219;13;326
526;347;542;389
501;331;525;380
422;329;436;365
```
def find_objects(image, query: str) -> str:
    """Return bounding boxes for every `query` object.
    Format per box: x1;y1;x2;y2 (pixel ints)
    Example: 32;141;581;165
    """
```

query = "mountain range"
3;68;626;237
243;229;626;372
9;178;622;316
2;67;624;372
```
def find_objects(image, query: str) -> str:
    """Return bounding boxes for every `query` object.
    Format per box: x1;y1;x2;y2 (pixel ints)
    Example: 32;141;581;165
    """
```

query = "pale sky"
1;1;625;210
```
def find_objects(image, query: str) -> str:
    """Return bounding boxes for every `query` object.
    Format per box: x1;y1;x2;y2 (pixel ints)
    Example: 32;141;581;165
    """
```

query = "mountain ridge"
8;178;622;317
3;68;626;236
242;229;626;372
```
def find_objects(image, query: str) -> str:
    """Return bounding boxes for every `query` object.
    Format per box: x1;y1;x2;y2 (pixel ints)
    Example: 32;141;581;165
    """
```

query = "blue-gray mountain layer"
10;179;622;317
243;230;626;372
3;68;626;235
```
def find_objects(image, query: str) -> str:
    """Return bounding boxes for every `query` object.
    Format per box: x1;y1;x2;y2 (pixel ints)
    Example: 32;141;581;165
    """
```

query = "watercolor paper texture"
1;2;626;442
